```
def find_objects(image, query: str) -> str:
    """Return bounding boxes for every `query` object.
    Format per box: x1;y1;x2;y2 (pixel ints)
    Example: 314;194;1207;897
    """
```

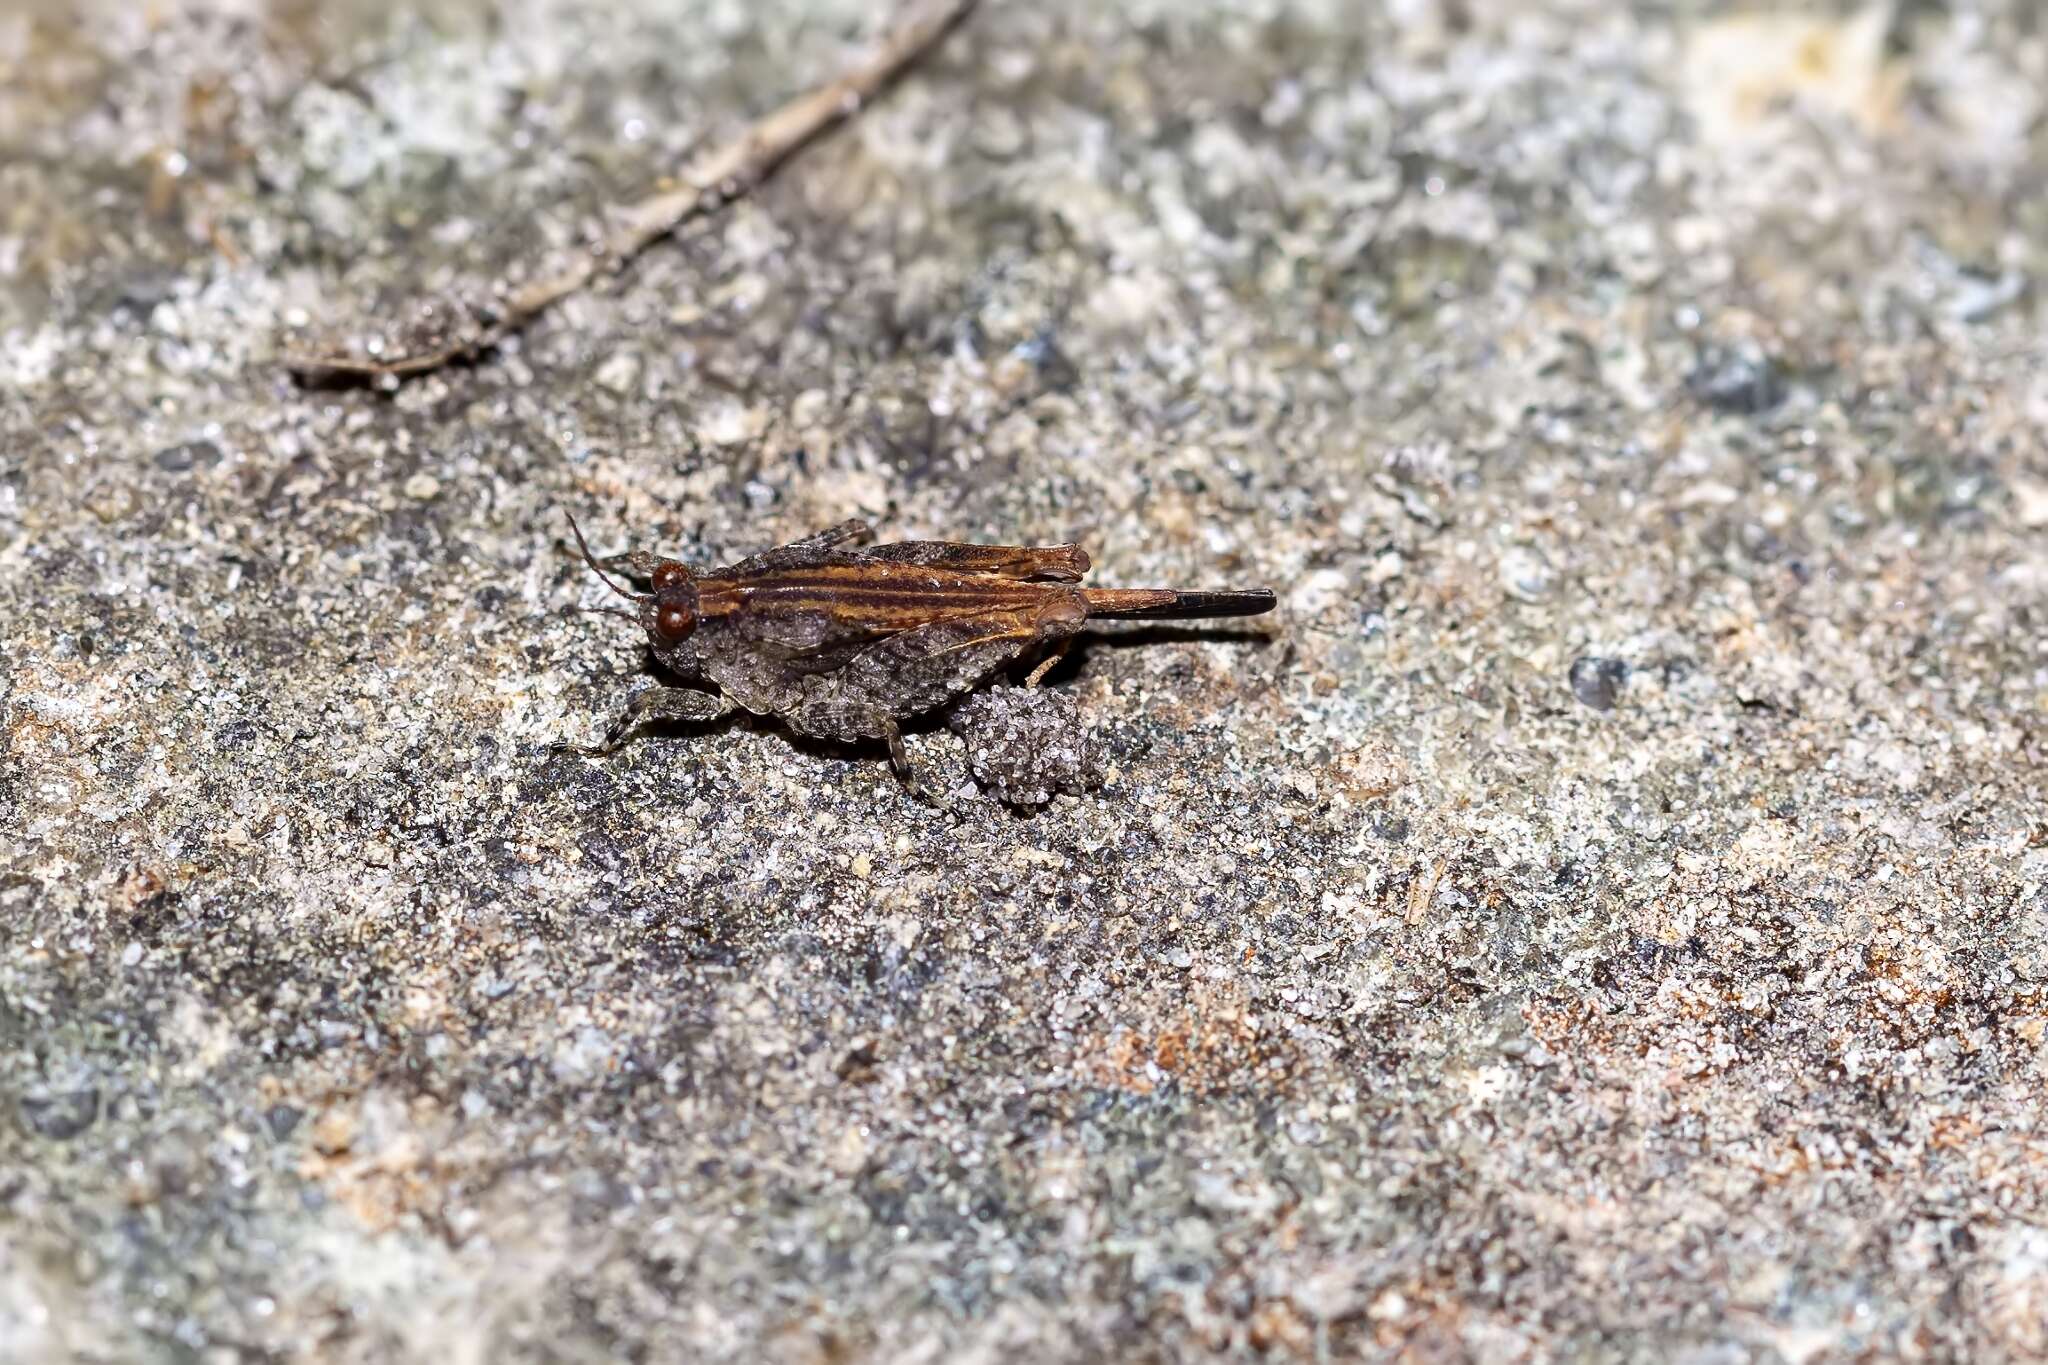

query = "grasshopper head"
646;560;699;646
565;510;698;648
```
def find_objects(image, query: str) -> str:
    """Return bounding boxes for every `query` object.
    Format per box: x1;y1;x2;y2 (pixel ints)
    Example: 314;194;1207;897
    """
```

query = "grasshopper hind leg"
783;602;1085;799
782;519;874;552
831;601;1084;720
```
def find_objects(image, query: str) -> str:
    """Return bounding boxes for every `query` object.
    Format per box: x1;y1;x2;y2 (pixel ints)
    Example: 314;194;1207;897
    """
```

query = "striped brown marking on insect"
696;564;1071;628
708;560;1060;591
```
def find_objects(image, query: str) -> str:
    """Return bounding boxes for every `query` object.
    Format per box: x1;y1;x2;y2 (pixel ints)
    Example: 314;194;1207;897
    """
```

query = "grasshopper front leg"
565;686;732;756
783;700;941;801
596;549;668;581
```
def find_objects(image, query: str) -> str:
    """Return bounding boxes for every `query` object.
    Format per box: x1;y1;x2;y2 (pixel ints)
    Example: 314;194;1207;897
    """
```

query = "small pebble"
20;1087;100;1141
1686;340;1784;415
1570;656;1629;711
153;440;222;473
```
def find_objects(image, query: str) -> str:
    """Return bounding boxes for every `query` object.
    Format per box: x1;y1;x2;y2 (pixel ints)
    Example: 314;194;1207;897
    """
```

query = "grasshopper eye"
652;561;690;591
653;600;696;644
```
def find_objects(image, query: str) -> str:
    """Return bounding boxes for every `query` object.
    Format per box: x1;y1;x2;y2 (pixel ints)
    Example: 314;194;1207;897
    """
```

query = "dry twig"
284;0;979;383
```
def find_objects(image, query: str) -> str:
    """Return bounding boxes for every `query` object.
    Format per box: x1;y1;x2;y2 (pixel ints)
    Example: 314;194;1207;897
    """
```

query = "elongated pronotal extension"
1081;587;1277;620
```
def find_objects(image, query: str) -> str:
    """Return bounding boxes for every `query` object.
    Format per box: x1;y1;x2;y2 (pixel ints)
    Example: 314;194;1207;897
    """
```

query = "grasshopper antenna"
563;510;642;602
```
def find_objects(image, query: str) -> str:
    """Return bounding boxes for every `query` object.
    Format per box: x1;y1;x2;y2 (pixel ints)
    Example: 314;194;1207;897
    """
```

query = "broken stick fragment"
283;0;980;384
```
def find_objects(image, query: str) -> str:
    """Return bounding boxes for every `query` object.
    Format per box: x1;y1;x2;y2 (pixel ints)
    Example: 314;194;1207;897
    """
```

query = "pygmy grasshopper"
565;514;1275;789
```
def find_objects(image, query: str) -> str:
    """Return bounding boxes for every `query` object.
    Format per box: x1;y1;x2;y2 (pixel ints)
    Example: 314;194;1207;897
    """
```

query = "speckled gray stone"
5;1;2048;1362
